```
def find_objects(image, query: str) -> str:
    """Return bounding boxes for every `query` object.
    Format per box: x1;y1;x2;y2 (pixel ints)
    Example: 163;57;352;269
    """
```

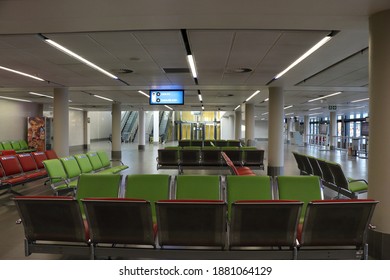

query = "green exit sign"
328;105;337;111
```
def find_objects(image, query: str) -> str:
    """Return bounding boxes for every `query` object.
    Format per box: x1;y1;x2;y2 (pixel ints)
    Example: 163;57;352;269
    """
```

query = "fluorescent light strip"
198;94;203;102
234;105;241;111
29;92;53;99
94;95;113;102
275;35;332;79
264;98;269;102
164;105;173;111
0;65;45;82
0;95;32;103
262;112;269;115
309;112;323;116
309;107;321;111
138;90;149;98
246;90;260;102
202;106;205;110
308;91;342;103
187;55;198;78
69;107;84;111
285;112;295;116
284;105;293;110
351;98;369;103
45;39;118;80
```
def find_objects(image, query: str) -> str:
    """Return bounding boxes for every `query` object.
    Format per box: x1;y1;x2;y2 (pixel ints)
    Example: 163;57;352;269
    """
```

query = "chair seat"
347;179;368;192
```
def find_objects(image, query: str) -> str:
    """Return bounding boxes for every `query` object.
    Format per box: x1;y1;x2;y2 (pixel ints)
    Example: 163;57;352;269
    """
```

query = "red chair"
45;150;59;159
1;150;16;156
16;153;47;179
32;151;48;170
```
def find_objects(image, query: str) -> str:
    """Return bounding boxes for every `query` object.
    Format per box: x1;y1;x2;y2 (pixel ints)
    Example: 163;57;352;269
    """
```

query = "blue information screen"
149;90;184;105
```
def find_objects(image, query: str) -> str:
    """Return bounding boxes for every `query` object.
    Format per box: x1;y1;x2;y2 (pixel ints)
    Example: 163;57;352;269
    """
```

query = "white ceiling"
0;0;390;119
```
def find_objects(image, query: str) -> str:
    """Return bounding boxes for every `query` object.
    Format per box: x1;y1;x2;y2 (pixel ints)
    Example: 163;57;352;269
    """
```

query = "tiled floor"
0;140;368;260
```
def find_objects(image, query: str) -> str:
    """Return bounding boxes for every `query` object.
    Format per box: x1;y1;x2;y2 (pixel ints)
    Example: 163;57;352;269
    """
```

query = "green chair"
175;175;220;200
60;156;82;182
87;152;113;174
125;174;170;222
277;175;323;222
76;173;121;216
96;150;128;173
226;175;272;219
1;141;13;151
0;143;4;151
18;139;35;153
43;159;77;195
74;153;94;174
326;161;368;198
10;140;22;151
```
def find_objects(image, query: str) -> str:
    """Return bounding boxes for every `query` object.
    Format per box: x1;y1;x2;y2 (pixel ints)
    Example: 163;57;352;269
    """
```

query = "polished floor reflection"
0;140;368;260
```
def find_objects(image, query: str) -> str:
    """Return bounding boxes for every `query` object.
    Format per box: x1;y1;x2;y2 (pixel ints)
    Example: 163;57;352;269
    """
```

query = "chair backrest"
86;152;104;171
292;152;305;173
76;173;121;201
74;154;94;174
14;196;87;242
307;156;323;178
157;149;180;166
0;142;4;151
317;159;335;184
32;151;47;169
300;199;378;246
227;140;241;147
300;154;313;175
11;140;22;151
1;141;13;150
43;159;69;183
1;149;16;156
60;156;82;180
0;155;23;176
277;176;323;221
19;140;29;150
229;200;303;248
16;153;38;172
96;151;111;168
82;198;155;246
200;147;222;166
221;147;242;165
243;149;264;166
180;148;201;165
215;140;227;147
226;175;272;218
45;150;59;159
326;162;350;190
125;174;170;220
156;200;227;248
176;175;220;200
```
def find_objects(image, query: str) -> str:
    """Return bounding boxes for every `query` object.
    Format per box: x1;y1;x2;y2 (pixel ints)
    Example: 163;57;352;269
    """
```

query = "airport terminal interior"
1;0;390;260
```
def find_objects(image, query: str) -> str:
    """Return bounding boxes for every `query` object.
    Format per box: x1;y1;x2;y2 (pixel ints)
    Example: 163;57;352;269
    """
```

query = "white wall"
0;100;41;141
89;111;112;140
254;120;269;139
69;110;84;147
221;115;234;140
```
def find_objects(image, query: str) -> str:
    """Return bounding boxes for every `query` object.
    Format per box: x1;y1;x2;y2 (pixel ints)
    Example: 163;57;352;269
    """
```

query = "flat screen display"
149;90;184;105
361;122;369;136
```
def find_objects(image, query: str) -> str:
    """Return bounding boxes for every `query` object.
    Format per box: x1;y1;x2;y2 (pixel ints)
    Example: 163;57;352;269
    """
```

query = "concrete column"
368;9;390;259
138;110;146;150
83;111;90;150
329;111;337;150
234;110;242;140
153;111;159;145
53;88;69;157
267;87;284;176
304;115;310;146
229;115;235;139
245;103;255;146
111;102;121;159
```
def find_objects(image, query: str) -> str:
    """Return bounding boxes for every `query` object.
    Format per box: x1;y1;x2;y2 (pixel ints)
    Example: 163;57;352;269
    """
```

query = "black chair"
14;196;90;257
243;149;265;170
229;200;303;259
298;199;378;259
307;156;323;178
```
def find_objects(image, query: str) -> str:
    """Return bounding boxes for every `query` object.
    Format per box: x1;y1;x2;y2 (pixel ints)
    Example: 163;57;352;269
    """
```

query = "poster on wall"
27;117;46;152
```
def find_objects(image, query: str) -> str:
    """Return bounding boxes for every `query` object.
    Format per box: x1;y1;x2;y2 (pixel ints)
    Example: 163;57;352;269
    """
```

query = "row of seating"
0;140;36;154
157;146;264;172
292;151;368;198
0;150;58;196
43;151;129;195
14;174;378;259
178;139;242;147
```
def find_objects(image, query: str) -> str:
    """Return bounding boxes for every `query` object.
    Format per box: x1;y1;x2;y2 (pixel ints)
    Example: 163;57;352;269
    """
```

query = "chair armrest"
348;179;368;184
